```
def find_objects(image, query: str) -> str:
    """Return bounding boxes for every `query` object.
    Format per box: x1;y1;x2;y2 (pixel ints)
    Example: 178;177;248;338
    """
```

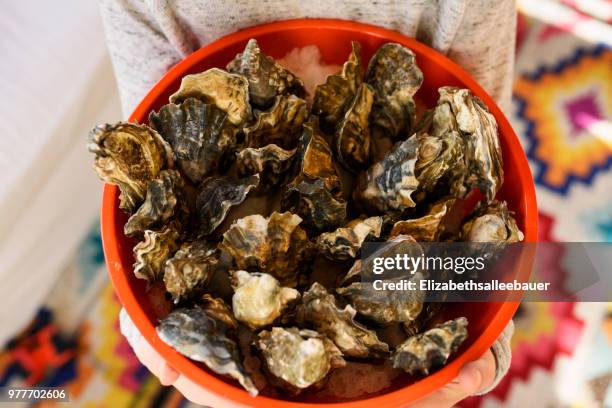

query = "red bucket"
100;18;538;408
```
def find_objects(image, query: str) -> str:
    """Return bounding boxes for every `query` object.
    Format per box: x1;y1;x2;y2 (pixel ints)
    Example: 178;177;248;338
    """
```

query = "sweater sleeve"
449;0;516;113
477;319;514;395
99;0;516;116
416;0;516;112
98;0;197;117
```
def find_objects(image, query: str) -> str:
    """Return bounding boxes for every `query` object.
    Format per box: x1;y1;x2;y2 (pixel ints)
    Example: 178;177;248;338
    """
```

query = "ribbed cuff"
119;307;142;351
475;319;514;395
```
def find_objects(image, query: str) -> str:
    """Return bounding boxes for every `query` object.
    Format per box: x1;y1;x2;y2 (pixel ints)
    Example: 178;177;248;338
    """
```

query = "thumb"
120;309;179;386
411;350;496;408
133;335;180;386
441;360;486;402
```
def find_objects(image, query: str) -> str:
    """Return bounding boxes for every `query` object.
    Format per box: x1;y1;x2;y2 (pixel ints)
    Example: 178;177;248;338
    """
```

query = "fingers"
119;309;179;386
131;337;238;404
158;357;180;386
132;335;180;386
173;375;246;408
411;350;496;408
467;349;497;393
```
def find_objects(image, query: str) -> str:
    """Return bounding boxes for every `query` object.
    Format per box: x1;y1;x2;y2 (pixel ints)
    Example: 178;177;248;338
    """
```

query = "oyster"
316;216;383;260
124;169;185;237
231;271;300;329
414;130;465;200
428;87;503;201
403;302;443;337
289;118;342;193
337;278;424;325
243;95;308;148
341;235;423;284
392;317;468;375
281;179;347;232
168;68;251;126
149;98;238;184
282;119;347;231
366;43;423;140
227;39;305;108
164;241;226;302
156;307;258;396
334;83;375;171
236;144;297;188
389;199;455;241
200;294;238;330
88;122;174;212
195;175;259;236
133;224;180;282
312;41;362;128
461;200;524;242
220;212;309;287
255;327;345;393
354;136;420;213
297;283;389;358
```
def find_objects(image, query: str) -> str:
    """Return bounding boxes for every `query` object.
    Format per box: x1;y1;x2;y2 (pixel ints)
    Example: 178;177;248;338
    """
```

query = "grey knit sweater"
99;0;516;117
101;0;516;395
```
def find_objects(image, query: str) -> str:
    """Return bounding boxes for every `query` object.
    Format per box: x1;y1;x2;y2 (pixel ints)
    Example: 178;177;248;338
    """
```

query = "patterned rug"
1;2;611;407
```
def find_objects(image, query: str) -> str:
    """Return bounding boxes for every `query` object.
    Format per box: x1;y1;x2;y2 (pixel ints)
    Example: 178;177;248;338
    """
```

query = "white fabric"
119;308;142;351
0;0;121;345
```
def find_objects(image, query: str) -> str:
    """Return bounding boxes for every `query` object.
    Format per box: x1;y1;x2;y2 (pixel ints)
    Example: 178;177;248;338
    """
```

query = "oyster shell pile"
89;39;523;398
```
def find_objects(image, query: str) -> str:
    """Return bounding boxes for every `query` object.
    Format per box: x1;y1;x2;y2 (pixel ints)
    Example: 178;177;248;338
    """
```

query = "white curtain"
0;0;121;345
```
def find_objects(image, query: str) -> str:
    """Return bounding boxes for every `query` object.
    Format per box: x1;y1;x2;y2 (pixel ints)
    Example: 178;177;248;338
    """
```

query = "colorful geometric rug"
462;1;612;406
1;2;611;407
